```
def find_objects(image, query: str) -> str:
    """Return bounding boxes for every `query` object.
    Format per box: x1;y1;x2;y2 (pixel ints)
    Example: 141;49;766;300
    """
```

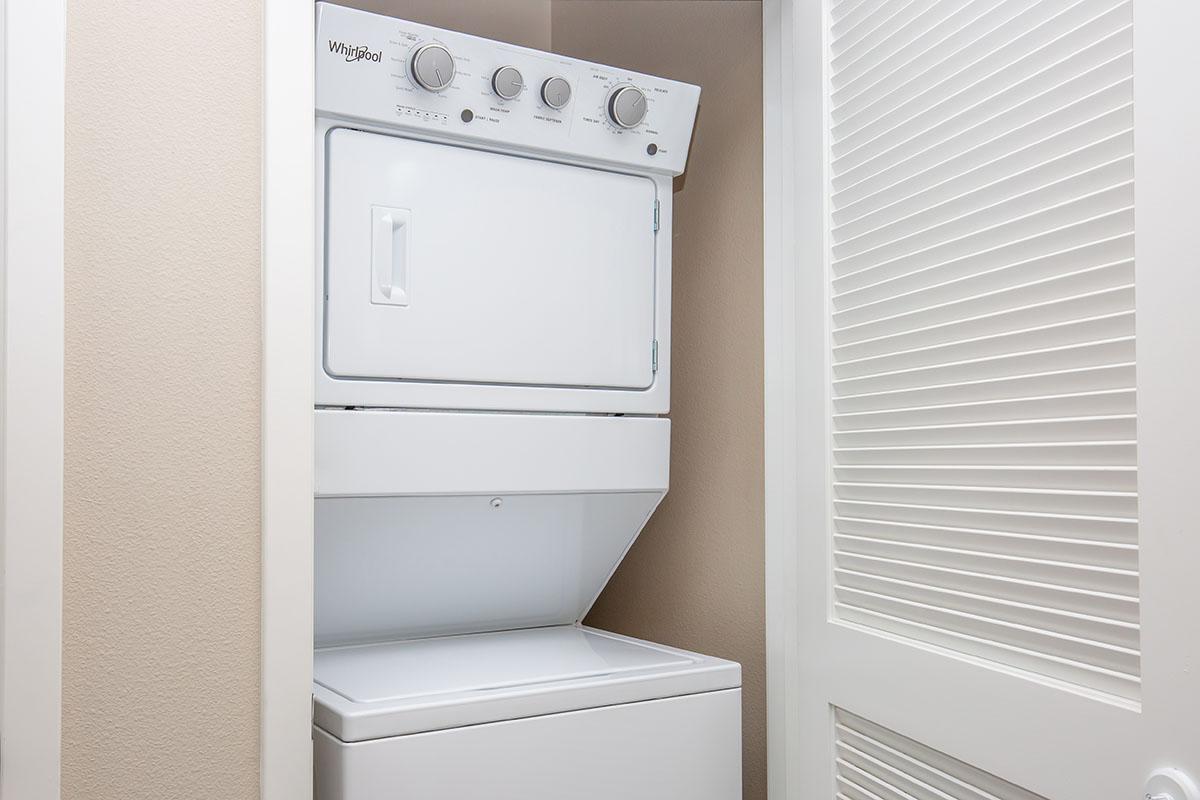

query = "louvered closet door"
789;1;1200;798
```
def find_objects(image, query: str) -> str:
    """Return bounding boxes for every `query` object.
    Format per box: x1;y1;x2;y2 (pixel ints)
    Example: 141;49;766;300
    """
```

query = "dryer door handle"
371;206;410;306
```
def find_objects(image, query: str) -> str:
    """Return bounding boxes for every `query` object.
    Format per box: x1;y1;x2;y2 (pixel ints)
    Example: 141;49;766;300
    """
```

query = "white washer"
314;5;740;799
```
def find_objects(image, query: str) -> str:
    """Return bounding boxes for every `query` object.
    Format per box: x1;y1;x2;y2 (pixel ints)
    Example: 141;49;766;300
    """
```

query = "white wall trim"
260;2;314;799
0;1;65;798
764;0;825;797
762;1;799;798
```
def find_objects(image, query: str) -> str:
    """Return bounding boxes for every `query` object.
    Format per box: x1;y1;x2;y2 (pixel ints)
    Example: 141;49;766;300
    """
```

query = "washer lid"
312;626;742;742
317;626;690;704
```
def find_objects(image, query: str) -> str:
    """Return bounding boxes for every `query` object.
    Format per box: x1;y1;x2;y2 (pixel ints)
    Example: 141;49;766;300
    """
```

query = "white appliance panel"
312;627;741;742
313;689;742;800
324;128;657;390
316;627;691;705
315;3;701;176
314;491;662;647
314;409;670;498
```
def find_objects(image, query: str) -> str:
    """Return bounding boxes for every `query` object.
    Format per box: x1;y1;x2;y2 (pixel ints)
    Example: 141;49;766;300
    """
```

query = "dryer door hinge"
653;200;660;233
651;339;659;373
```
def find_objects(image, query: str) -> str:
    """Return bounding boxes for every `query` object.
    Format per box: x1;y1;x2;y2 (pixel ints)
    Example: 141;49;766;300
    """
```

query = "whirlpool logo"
328;40;382;63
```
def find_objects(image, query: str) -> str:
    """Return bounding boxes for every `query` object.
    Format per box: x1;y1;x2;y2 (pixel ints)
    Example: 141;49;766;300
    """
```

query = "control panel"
316;2;702;175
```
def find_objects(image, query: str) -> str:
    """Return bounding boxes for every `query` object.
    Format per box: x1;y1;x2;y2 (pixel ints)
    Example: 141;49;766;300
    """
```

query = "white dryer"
313;5;741;799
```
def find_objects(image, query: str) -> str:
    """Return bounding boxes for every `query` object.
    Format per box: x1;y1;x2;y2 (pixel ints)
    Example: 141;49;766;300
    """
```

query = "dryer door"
324;128;658;390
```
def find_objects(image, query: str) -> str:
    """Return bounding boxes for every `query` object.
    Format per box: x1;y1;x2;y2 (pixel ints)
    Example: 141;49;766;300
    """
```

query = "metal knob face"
492;66;524;100
607;85;648;128
410;43;455;91
541;76;572;110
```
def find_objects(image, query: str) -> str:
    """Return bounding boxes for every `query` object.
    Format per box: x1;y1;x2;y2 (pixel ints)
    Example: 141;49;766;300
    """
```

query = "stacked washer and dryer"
312;4;742;798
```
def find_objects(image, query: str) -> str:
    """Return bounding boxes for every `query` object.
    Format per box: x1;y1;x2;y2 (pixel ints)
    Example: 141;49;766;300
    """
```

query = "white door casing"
767;1;1200;798
0;1;65;798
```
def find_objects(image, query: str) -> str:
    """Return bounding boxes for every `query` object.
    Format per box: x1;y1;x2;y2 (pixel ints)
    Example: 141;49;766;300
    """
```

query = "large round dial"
410;43;455;91
540;76;572;110
492;66;524;100
607;85;648;128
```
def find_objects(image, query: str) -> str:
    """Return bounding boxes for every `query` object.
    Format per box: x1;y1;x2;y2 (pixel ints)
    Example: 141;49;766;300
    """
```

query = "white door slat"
832;442;1136;467
834;532;1137;591
835;604;1139;699
833;463;1136;492
833;1;975;89
834;150;1131;261
833;52;1133;182
834;129;1132;244
835;585;1139;675
831;0;1038;121
833;363;1135;413
836;287;1135;363
836;712;1050;800
834;483;1137;521
835;4;1130;153
833;518;1137;567
837;739;1002;800
837;759;936;800
832;0;896;28
833;185;1132;282
833;80;1130;203
833;552;1139;622
834;0;1127;136
835;570;1138;649
834;311;1133;379
833;263;1133;342
833;105;1132;222
833;210;1132;297
832;0;940;60
833;415;1136;447
833;389;1136;432
832;338;1134;397
832;500;1137;544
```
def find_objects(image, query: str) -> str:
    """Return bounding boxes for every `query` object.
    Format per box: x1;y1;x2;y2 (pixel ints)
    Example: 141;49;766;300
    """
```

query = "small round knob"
541;76;571;110
1147;769;1200;800
410;43;455;92
492;66;524;100
607;85;648;128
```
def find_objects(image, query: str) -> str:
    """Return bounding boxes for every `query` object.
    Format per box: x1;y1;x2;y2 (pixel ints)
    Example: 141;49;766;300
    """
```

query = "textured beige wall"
327;0;552;49
552;4;766;798
63;2;263;798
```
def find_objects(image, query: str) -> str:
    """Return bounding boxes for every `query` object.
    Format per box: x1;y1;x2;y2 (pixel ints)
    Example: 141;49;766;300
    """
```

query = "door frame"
762;0;820;798
260;2;315;800
0;1;65;798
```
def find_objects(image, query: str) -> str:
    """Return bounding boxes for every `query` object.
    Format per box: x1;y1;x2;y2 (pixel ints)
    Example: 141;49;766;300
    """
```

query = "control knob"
410;43;455;92
607;84;648;128
492;66;524;100
541;76;572;110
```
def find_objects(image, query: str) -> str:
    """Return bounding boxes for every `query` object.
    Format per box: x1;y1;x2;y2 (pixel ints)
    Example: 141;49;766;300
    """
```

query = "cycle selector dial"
492;66;524;100
410;43;455;91
541;76;572;110
607;85;648;128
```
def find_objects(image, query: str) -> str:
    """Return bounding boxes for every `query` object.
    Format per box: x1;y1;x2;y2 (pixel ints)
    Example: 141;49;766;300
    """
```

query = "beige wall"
63;2;263;798
552;4;766;798
329;0;552;49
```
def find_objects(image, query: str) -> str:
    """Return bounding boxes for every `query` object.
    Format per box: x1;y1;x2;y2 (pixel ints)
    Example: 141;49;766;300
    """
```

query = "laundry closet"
311;2;765;798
